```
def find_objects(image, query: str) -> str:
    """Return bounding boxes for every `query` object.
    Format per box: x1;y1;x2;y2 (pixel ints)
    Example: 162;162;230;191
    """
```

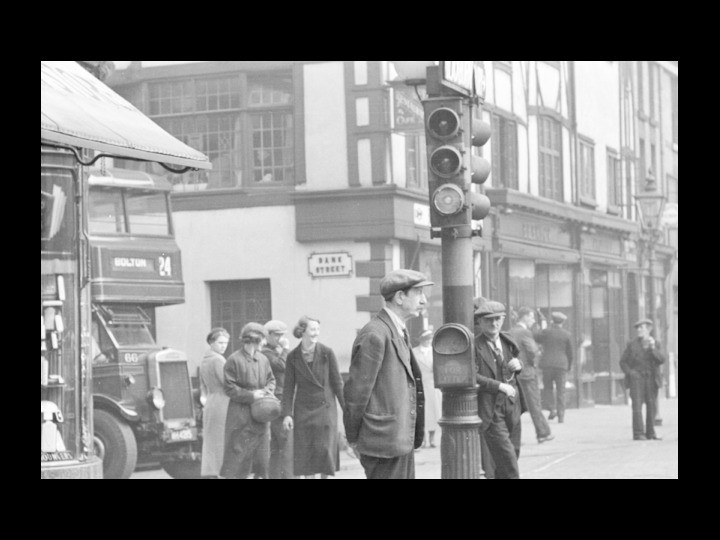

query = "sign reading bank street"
308;252;353;278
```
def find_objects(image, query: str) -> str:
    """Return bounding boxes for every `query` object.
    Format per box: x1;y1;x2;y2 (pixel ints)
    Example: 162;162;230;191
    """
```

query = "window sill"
578;195;598;209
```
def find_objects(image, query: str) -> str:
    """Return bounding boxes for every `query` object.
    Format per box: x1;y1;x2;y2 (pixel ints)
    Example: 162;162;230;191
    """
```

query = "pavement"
131;396;677;479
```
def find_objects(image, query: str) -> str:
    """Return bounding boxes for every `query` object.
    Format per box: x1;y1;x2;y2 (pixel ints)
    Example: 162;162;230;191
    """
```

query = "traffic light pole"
438;226;484;479
421;66;491;479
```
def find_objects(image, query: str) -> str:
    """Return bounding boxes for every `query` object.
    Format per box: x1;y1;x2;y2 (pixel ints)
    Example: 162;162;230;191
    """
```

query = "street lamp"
634;175;667;422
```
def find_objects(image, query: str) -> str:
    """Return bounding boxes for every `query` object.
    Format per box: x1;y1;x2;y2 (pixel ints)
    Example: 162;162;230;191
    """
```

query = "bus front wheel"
93;409;138;479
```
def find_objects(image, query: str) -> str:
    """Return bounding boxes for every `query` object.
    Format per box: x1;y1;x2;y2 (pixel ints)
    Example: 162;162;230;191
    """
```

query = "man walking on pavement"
510;307;553;444
620;319;666;441
537;312;573;423
262;320;294;479
475;299;526;479
344;269;432;479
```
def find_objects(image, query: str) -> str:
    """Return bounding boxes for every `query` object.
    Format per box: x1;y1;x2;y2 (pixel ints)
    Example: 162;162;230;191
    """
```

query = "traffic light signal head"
423;97;492;232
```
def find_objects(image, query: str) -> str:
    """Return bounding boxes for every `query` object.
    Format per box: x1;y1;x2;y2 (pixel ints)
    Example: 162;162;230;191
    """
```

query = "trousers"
359;451;415;479
481;395;521;479
629;373;658;438
518;376;552;439
542;367;567;419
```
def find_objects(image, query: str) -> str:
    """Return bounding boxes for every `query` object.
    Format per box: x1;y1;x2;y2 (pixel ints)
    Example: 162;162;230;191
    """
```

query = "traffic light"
423;96;492;235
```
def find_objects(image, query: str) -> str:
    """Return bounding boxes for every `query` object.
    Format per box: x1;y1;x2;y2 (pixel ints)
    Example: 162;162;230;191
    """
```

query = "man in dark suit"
510;307;553;444
537;312;573;423
344;269;433;479
474;299;526;479
620;318;666;441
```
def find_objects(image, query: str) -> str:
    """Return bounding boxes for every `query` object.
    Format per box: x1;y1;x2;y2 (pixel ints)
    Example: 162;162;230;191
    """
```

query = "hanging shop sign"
308;252;353;278
394;86;424;130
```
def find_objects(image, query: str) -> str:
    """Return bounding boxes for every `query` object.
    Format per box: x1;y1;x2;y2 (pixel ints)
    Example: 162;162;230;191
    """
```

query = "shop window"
538;116;563;201
210;279;271;357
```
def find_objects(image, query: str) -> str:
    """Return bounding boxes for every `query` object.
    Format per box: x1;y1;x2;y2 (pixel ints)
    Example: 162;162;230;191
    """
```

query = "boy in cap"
474;298;526;479
344;269;433;479
219;322;276;479
262;320;294;479
620;319;666;440
536;311;573;422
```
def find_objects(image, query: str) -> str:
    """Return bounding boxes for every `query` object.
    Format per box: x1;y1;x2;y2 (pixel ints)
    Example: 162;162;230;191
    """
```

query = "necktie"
402;328;411;349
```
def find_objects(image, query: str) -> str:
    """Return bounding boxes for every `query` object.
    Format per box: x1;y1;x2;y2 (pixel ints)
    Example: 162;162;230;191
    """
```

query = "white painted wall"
155;206;371;373
303;62;348;190
575;61;621;211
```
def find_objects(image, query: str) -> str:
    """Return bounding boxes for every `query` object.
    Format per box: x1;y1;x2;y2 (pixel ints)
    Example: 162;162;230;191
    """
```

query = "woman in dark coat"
282;316;344;478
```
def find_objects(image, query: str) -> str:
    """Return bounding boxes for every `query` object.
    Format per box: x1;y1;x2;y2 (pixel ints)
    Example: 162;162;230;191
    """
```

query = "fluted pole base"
438;387;484;479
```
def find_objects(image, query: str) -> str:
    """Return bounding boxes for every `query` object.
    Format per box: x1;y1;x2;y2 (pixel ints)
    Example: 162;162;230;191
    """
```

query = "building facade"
107;60;678;407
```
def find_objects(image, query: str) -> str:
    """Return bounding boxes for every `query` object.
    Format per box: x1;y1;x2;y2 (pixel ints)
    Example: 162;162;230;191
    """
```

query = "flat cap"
634;318;653;328
474;299;506;318
240;322;268;341
380;269;434;298
264;320;288;334
551;311;567;323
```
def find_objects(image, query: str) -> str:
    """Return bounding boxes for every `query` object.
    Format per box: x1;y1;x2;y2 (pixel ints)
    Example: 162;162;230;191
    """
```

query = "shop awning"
41;61;211;170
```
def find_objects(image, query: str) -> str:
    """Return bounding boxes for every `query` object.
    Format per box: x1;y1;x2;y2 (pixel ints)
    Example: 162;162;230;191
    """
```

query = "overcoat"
509;324;540;381
344;309;425;458
619;338;665;390
413;344;441;432
282;342;344;476
220;348;276;479
199;349;230;477
536;325;574;370
474;331;528;432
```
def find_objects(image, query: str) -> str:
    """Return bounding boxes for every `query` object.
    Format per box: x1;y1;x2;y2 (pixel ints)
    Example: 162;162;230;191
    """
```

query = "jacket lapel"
476;337;498;378
377;310;414;380
293;345;324;389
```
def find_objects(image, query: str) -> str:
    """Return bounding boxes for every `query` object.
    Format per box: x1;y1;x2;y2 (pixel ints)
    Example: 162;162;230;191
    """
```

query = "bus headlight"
148;387;165;410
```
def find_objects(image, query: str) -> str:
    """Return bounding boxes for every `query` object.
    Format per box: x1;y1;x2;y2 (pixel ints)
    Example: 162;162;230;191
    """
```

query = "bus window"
106;323;156;348
125;191;170;236
89;189;126;234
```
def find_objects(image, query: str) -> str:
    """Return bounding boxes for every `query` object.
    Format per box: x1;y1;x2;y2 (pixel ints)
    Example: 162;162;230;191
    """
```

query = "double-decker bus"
88;167;201;479
41;61;210;479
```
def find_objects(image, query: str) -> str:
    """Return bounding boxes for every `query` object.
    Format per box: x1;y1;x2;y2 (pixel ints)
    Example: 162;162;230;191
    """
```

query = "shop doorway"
590;269;625;404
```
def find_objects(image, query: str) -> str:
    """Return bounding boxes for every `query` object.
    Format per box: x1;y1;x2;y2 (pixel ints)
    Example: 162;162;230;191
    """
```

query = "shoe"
548;411;556;420
633;435;648;441
558;417;564;424
430;443;437;448
647;435;662;440
538;435;555;443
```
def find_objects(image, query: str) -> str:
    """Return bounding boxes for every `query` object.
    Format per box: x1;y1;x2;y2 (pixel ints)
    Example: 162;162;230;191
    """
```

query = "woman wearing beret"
199;327;230;478
282;316;345;478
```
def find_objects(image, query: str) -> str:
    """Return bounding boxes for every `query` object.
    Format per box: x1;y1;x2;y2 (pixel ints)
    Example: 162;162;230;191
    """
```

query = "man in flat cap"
344;269;434;479
536;311;574;423
262;320;294;479
620;319;666;441
474;298;526;479
510;307;554;444
220;322;276;479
